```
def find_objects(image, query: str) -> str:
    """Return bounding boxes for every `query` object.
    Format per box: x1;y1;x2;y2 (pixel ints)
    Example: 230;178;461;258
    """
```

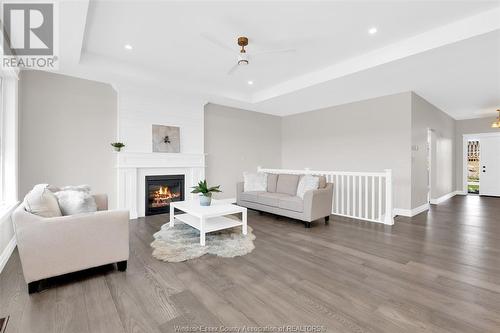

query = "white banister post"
384;169;394;225
257;166;262;172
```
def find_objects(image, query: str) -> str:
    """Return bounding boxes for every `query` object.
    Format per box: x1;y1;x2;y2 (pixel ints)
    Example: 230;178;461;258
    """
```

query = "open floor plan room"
1;1;499;332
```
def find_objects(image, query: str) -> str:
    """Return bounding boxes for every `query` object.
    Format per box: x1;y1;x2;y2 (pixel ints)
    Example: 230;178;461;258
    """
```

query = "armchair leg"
117;260;128;272
325;216;330;224
305;222;311;228
28;281;40;294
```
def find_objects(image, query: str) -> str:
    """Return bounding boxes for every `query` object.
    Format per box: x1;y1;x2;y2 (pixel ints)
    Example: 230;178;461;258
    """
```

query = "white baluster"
341;175;344;215
371;176;375;220
378;176;382;222
353;176;357;217
358;176;362;218
335;174;339;214
347;175;350;216
364;176;368;219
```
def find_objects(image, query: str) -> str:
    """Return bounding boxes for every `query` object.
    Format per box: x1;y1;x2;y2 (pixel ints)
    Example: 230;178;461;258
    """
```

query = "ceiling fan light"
238;59;249;65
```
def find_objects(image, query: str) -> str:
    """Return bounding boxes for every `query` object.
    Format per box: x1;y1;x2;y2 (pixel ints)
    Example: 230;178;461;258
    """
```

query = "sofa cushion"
239;191;264;203
257;192;290;206
24;184;62;218
278;196;304;212
276;174;300;195
267;173;278;193
243;172;267;192
317;175;327;189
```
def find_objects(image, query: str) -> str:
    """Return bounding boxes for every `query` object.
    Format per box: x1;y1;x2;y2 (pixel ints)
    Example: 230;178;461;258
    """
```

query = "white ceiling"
57;1;500;119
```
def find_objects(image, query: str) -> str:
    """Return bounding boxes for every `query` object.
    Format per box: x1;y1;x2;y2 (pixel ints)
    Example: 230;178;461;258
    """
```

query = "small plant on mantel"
111;142;125;152
191;180;221;206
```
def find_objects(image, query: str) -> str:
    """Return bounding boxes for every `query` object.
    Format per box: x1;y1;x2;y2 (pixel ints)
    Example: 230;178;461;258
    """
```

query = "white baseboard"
430;191;462;205
394;203;430;217
0;236;16;274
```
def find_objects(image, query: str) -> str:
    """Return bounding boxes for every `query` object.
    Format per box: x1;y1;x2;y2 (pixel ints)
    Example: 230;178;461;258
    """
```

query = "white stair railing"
258;167;394;225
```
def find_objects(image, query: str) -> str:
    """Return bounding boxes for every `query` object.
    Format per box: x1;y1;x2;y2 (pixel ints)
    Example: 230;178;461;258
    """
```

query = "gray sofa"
237;174;334;228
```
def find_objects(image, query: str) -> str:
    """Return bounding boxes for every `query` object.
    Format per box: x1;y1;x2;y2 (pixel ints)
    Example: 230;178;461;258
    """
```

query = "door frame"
462;132;500;195
427;128;435;203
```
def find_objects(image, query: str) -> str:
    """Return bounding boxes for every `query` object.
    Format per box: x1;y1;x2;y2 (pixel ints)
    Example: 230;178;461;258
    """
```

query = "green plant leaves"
190;180;222;194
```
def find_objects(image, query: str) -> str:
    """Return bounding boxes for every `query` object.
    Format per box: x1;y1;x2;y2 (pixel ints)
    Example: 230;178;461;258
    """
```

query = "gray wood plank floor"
1;195;500;332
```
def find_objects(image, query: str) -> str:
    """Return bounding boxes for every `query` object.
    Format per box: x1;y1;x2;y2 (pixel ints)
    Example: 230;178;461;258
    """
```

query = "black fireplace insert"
145;175;185;216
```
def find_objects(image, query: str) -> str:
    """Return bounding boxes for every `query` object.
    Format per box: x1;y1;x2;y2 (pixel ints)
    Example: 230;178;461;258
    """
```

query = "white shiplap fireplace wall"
115;84;206;218
116;153;205;219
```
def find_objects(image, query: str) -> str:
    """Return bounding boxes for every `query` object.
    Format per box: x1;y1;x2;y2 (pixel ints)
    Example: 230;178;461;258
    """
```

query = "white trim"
252;7;500;103
394;203;429;217
0;236;16;274
430;191;458;205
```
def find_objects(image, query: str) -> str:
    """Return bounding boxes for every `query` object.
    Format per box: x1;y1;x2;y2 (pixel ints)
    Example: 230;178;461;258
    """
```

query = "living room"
1;1;500;332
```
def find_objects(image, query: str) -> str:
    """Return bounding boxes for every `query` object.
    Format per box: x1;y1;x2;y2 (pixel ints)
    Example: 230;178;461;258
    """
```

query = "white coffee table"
169;199;247;246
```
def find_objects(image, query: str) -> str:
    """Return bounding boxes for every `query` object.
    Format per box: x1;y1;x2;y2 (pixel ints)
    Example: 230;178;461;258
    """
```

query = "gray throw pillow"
267;174;278;192
276;174;300;195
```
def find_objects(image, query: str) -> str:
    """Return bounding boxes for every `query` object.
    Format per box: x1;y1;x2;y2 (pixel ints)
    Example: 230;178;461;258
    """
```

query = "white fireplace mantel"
116;152;206;219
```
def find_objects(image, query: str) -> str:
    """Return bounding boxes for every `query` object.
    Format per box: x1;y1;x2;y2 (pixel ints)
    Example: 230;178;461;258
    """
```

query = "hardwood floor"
1;195;500;332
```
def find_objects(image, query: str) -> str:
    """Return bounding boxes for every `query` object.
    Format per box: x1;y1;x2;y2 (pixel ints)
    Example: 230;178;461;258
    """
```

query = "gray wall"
19;71;117;207
204;103;281;199
455;116;498;192
281;92;412;210
411;93;456;208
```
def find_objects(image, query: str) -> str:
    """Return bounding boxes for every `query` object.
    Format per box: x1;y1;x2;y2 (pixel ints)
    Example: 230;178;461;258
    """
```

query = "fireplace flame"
151;186;180;208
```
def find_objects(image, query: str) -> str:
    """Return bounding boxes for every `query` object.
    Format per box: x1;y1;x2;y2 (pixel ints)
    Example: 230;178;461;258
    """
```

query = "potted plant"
111;142;125;152
191;180;221;206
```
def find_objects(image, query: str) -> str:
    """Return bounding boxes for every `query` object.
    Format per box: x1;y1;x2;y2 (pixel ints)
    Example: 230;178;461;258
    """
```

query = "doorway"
463;133;500;197
467;140;480;194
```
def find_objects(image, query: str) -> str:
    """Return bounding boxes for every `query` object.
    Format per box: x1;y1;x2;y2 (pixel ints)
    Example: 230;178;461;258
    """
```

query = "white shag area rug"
151;223;256;262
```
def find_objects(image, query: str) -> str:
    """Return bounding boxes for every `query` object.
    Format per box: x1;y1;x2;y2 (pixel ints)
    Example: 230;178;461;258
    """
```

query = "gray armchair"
12;194;129;293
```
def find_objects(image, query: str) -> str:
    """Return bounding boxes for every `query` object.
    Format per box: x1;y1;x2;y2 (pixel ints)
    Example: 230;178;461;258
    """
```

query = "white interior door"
480;136;500;196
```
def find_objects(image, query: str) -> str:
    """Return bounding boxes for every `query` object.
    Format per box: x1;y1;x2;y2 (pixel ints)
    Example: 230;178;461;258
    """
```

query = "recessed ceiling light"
368;27;377;35
124;44;133;50
247;80;254;85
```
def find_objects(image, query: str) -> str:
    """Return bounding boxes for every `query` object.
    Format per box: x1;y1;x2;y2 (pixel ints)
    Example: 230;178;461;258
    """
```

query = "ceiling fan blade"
253;48;296;57
201;33;234;53
227;64;240;75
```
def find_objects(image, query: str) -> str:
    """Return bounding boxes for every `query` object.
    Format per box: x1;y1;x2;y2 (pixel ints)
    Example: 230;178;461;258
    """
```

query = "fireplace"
145;175;185;216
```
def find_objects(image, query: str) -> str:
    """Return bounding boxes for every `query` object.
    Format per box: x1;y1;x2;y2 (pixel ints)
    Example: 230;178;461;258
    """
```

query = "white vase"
199;194;212;206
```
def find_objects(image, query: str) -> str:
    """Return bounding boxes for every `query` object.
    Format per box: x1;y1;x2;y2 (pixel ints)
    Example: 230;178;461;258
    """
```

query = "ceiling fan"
201;34;296;75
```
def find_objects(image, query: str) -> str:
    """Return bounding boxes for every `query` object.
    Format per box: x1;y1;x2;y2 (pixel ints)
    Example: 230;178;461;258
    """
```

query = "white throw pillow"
24;184;63;217
243;172;267;192
61;185;91;193
55;190;97;216
296;175;320;199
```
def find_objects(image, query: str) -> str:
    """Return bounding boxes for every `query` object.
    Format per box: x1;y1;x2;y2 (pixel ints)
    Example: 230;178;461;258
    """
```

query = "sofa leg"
28;281;40;294
117;260;128;272
325;216;330;224
305;222;311;228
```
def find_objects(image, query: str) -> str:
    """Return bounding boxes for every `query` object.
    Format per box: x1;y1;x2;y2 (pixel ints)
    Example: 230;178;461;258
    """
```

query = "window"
0;75;18;203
